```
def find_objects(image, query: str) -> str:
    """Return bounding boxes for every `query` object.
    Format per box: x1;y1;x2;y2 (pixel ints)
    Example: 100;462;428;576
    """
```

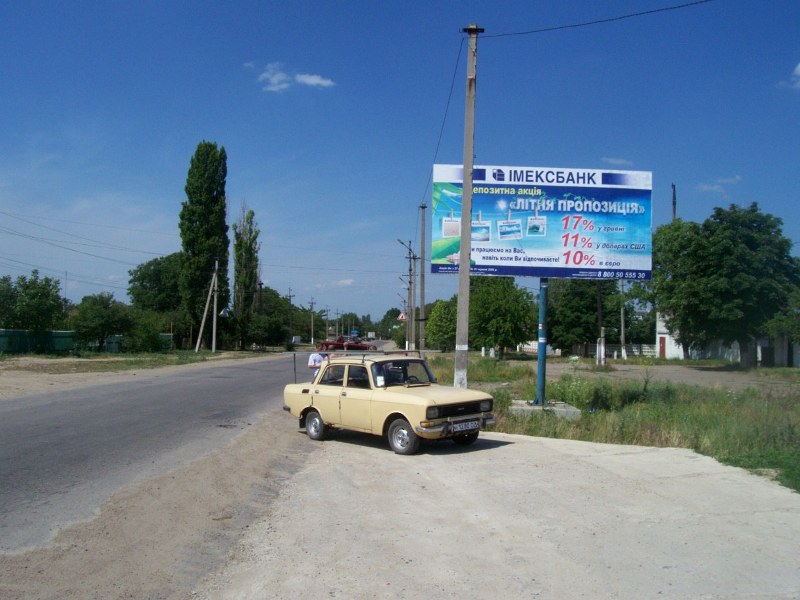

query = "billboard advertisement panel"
431;164;652;280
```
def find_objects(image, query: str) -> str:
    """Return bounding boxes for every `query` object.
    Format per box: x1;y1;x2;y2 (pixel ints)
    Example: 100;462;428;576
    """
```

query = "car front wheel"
387;418;420;455
305;410;326;441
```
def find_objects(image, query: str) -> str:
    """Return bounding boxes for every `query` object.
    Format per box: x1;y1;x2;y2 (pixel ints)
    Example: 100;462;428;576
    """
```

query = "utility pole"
309;297;315;344
287;287;294;340
419;202;427;355
398;239;417;350
397;293;408;343
454;24;483;388
399;277;410;347
672;183;677;220
195;259;219;353
212;259;218;353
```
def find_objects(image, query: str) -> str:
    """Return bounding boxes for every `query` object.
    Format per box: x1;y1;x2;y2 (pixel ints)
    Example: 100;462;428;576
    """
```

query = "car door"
339;365;373;432
312;364;345;425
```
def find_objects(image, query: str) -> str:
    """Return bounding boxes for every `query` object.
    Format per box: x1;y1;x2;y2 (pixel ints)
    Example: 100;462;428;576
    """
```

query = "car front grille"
439;400;492;418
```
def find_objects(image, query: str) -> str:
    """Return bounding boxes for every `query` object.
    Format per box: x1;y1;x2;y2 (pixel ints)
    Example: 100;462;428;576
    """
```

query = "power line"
0;209;177;238
0;210;168;256
0;256;129;291
0;225;142;266
483;0;714;39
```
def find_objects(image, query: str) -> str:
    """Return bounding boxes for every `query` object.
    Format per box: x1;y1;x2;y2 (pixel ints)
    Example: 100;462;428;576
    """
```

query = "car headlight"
480;400;492;412
426;406;440;419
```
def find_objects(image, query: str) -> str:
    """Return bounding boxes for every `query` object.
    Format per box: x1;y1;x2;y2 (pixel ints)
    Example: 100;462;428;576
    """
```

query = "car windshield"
372;360;436;388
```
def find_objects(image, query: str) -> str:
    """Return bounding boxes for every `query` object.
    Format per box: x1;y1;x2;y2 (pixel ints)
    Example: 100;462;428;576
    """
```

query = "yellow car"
283;354;495;455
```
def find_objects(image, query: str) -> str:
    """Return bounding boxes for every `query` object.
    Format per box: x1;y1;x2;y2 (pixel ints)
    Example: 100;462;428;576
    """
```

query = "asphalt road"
0;355;298;552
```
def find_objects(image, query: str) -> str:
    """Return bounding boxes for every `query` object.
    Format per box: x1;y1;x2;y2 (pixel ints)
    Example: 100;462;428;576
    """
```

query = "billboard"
431;164;652;280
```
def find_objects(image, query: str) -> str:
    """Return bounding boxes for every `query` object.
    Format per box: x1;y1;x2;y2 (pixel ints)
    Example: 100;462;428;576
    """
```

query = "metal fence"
0;330;175;354
0;329;76;354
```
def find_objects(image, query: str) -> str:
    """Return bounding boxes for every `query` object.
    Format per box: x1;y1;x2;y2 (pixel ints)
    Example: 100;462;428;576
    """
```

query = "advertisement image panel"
431;164;653;280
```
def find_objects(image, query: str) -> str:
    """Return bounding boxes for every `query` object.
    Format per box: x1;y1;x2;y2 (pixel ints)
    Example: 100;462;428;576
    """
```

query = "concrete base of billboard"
511;399;582;421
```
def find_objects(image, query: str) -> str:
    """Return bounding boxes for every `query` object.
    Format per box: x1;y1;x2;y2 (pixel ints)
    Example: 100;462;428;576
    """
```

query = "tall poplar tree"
179;141;230;341
232;204;260;347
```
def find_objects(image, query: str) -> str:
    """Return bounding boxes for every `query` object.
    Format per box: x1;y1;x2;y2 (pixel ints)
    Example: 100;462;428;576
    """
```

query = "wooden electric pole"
454;24;482;388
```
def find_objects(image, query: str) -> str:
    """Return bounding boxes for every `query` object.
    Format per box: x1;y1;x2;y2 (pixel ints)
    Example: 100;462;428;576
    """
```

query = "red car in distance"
319;336;378;352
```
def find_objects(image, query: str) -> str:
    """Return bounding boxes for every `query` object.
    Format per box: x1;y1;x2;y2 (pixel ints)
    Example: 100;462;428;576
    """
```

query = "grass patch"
427;353;800;494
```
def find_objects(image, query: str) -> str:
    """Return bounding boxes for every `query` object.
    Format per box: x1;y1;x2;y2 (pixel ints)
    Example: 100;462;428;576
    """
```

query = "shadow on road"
294;427;513;455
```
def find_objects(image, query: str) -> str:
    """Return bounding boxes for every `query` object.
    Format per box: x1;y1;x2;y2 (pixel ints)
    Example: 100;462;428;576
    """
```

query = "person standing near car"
308;342;326;380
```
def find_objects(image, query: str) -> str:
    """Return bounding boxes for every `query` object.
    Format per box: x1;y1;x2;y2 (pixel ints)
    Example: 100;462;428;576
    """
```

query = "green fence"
0;330;76;354
0;330;176;354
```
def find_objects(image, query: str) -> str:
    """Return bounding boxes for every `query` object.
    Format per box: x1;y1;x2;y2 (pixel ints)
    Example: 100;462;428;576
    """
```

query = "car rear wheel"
305;410;326;441
387;418;420;455
453;431;479;445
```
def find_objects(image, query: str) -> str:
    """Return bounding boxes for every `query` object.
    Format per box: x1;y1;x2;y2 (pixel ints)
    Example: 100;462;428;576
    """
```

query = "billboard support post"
534;277;549;405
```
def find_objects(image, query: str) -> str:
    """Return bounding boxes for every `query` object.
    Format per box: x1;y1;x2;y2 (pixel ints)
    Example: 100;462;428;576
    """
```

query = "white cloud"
696;175;742;197
254;62;335;93
696;183;726;195
258;63;292;92
778;62;800;90
602;156;633;167
312;278;354;290
295;73;335;88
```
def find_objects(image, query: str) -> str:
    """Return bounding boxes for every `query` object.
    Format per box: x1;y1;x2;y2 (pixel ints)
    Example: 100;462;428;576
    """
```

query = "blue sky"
1;0;798;323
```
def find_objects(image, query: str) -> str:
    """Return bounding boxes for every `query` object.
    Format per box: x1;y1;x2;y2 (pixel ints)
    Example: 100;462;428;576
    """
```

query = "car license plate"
452;420;479;433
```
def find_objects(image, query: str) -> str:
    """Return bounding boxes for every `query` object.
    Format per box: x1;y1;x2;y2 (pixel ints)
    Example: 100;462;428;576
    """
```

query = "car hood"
380;383;491;404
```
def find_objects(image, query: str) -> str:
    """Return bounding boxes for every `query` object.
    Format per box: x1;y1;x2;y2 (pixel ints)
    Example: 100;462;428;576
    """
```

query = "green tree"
248;284;292;346
374;307;401;341
765;286;800;341
654;203;800;367
232;205;260;348
128;252;182;312
127;309;168;352
469;277;536;357
425;297;457;351
625;281;657;345
0;275;18;328
179;141;230;345
1;270;64;330
73;293;133;351
547;279;619;354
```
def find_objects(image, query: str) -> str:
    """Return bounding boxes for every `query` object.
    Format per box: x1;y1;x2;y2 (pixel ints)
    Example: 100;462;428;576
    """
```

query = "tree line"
425;203;800;364
2;140;799;362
